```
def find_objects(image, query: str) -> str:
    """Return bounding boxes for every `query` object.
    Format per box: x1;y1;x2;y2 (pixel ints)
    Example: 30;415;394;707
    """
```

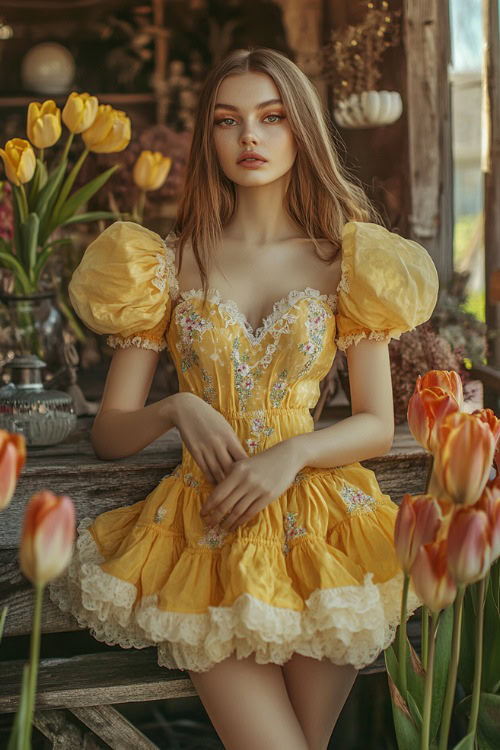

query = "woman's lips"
237;157;267;169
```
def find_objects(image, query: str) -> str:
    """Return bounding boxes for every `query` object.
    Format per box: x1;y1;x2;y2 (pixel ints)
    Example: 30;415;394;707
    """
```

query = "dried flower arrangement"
319;0;401;101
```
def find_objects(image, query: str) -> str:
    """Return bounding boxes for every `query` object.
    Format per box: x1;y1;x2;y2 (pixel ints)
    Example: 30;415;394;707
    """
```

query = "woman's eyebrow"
214;98;283;112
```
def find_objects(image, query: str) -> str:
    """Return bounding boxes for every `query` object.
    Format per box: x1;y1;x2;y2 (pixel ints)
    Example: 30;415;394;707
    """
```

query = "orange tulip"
394;493;443;574
19;490;75;586
476;477;500;563
407;376;462;453
447;506;491;585
411;540;457;614
428;411;496;506
0;430;26;510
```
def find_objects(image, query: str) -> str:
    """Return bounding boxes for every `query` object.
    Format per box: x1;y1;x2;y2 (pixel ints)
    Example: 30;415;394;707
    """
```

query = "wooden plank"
0;620;421;713
70;705;160;750
0;650;197;713
33;708;109;749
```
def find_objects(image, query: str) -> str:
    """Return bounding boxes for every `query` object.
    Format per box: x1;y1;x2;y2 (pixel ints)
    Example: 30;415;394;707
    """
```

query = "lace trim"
162;230;181;301
178;287;336;348
48;515;422;674
106;333;168;352
335;329;395;352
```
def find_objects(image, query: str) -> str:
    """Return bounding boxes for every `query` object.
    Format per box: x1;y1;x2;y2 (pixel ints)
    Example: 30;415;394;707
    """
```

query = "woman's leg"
281;653;359;750
188;652;310;750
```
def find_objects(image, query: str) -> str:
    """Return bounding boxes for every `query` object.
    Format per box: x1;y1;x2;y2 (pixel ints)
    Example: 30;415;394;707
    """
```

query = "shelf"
0;93;156;107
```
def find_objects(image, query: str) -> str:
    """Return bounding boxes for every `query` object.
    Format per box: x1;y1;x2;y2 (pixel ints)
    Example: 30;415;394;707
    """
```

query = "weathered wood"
70;705;160;750
404;0;453;285
33;708;109;749
483;0;500;368
0;619;421;714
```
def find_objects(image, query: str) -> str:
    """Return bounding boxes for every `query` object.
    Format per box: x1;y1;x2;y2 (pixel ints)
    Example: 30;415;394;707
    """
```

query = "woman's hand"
199;438;304;532
169;392;248;484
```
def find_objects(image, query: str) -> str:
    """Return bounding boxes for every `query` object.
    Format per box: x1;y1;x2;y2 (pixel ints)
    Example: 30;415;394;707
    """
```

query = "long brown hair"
175;46;382;312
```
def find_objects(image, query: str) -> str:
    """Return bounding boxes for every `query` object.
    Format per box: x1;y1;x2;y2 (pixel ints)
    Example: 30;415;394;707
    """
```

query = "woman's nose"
240;128;259;146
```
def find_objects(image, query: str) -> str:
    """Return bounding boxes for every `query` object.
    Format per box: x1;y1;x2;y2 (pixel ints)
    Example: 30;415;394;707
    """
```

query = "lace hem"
106;333;168;352
335;326;413;352
163;230;181;301
48;516;422;674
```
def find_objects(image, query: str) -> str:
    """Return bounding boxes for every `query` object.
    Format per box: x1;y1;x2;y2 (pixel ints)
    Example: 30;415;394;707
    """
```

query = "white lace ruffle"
48;516;422;674
106;333;168;352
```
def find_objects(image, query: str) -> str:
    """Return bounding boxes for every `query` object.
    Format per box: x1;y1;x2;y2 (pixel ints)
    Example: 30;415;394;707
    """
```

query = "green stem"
59;132;74;166
50;147;89;229
422;604;429;670
22;582;44;750
439;585;466;750
468;574;488;736
421;610;440;750
38;148;44;163
399;573;410;699
19;184;29;223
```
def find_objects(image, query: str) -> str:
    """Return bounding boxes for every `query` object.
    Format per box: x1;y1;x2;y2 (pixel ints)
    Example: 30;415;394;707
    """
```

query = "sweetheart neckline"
161;232;344;346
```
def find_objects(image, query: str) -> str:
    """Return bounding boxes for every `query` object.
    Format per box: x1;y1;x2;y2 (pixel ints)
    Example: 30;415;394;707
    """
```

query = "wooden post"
153;0;169;125
483;0;500;367
404;0;454;283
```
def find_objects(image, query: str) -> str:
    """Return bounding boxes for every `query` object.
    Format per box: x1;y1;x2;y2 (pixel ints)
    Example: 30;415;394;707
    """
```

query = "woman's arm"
90;346;182;460
289;337;395;469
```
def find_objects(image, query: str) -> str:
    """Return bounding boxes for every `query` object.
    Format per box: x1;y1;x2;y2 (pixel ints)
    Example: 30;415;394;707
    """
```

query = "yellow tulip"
0;138;36;185
19;490;75;586
82;104;131;153
27;100;62;148
133;150;172;191
62;92;99;133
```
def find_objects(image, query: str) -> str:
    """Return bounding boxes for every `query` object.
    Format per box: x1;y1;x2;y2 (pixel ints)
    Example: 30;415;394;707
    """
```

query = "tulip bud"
418;370;464;409
411;540;457;614
394;494;443;574
476;478;500;563
133;150;172;191
82;105;131;153
447;506;491;585
19;490;75;586
27;100;62;149
0;430;26;510
0;138;36;186
407;385;460;453
62;92;99;134
428;411;496;506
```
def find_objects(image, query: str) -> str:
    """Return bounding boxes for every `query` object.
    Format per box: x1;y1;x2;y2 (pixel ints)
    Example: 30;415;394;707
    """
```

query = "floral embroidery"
230;337;260;412
154;505;167;523
198;522;229;549
340;482;378;515
175;302;215;372
246;410;274;454
270;369;288;408
282;511;307;556
201;367;215;405
184;472;200;489
162;232;181;302
295;300;331;379
292;471;308;485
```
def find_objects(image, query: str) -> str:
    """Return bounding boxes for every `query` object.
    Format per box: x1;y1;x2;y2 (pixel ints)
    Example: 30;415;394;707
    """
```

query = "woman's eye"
215;117;237;126
263;114;285;123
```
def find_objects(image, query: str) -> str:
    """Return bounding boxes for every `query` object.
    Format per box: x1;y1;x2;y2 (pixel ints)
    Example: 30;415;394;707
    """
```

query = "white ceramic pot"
333;90;403;129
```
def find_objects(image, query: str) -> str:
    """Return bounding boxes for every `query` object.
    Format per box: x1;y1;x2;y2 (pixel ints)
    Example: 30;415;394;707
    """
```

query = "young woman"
49;47;439;750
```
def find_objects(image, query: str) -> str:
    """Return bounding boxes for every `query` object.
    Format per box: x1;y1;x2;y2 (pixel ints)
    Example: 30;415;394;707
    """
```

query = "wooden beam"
404;0;454;284
483;0;500;367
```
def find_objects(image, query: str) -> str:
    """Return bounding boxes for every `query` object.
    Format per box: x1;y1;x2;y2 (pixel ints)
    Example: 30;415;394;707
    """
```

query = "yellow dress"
48;220;439;673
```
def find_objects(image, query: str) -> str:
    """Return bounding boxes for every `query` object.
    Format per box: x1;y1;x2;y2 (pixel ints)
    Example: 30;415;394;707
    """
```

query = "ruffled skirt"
48;462;422;673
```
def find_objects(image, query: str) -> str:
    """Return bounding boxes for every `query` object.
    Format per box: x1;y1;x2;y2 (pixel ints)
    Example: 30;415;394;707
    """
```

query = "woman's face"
212;71;297;188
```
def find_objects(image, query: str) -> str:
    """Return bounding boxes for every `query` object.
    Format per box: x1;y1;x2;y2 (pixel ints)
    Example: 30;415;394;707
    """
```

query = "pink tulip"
477;477;500;563
411;540;457;614
19;490;76;586
0;430;26;510
428;411;496;506
447;506;491;585
394;493;443;574
419;370;465;409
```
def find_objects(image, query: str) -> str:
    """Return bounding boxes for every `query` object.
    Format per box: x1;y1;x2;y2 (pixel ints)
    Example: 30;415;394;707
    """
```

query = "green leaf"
0;605;7;644
0;251;32;294
34;158;67;218
451;732;475;749
456;693;500;750
32;238;73;286
20;213;40;284
59;210;122;226
387;672;421;750
56;164;120;225
430;603;453;744
406;689;423;731
459;584;477;694
407;640;426;718
385;644;401;691
7;662;29;750
482;569;500;694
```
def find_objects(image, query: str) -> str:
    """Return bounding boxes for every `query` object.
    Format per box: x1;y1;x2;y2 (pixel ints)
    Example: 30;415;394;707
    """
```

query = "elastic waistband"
218;406;313;419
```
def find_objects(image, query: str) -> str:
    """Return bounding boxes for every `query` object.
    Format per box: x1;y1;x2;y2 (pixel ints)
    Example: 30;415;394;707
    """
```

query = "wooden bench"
0;403;430;749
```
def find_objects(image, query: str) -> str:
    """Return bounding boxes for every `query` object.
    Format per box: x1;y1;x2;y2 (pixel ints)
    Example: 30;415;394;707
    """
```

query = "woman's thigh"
281;653;359;750
188;652;310;750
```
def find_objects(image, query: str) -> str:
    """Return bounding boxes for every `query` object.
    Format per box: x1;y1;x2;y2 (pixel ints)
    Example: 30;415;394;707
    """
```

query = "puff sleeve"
334;221;439;352
68;220;174;352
